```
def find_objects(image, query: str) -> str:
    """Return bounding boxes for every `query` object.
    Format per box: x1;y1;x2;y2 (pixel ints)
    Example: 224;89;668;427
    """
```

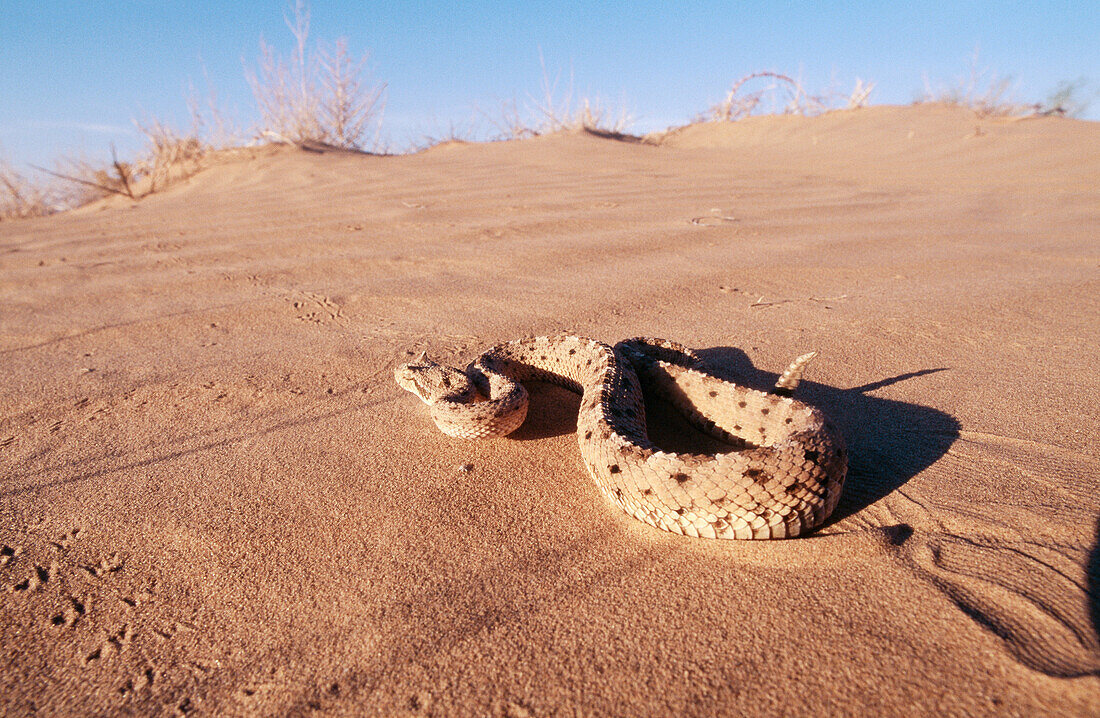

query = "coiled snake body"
395;335;846;539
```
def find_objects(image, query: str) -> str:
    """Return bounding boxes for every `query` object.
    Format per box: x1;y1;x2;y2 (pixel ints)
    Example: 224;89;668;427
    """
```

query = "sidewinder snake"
395;334;847;539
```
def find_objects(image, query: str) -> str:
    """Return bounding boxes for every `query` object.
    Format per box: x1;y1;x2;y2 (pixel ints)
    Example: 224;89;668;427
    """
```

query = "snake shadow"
1091;519;1100;662
511;345;960;527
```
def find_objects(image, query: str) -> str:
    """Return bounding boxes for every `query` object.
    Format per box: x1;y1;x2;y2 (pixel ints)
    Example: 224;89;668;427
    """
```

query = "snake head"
394;352;476;405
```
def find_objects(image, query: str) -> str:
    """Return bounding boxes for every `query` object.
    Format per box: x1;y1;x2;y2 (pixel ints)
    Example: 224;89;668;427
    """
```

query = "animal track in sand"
50;596;86;628
1;395;117;463
51;526;83;550
492;698;533;718
288;290;344;325
4;529;98;641
140;240;183;253
84;623;134;664
117;667;158;698
83;552;124;578
2;374;348;502
871;432;1100;678
0;523;209;708
6;562;53;593
0;543;19;566
904;530;1100;677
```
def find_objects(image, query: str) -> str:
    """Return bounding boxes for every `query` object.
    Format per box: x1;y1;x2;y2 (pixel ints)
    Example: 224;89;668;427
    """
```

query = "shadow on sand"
1092;520;1100;670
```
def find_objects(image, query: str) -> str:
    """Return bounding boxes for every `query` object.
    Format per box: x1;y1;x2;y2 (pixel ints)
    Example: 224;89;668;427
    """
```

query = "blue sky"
2;1;1097;169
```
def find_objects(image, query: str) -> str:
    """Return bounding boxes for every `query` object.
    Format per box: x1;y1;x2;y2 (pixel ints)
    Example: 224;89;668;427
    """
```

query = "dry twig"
29;164;131;199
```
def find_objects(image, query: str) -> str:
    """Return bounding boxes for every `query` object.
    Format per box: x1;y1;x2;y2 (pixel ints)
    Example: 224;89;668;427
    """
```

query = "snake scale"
395;334;847;539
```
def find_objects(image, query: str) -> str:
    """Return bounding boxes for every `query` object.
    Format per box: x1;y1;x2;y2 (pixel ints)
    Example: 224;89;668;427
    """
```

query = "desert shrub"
707;71;875;121
483;55;634;140
132;118;211;194
0;158;56;220
0;150;113;219
919;52;1040;117
246;0;386;149
5;1;390;219
22;76;240;211
1040;78;1095;117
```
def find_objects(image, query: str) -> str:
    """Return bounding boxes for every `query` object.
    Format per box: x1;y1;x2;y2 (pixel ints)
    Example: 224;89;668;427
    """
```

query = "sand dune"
1;104;1098;715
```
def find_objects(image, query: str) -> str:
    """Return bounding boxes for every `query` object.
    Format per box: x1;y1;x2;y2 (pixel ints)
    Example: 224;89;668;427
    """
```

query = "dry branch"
110;144;135;199
29;164;132;199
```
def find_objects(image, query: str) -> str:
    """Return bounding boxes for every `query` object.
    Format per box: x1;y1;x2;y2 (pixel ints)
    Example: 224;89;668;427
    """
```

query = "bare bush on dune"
246;0;386;150
555;97;634;136
532;63;633;135
1;149;136;220
22;99;230;213
413;117;482;151
318;39;387;148
132;118;211;194
4;1;384;220
37;106;226;206
707;71;874;122
922;76;1027;118
484;97;633;141
1041;78;1097;118
5;144;136;218
44;147;139;200
483;54;635;140
919;51;1047;118
0;158;59;220
710;72;819;121
846;78;876;109
487;98;535;140
485;96;634;140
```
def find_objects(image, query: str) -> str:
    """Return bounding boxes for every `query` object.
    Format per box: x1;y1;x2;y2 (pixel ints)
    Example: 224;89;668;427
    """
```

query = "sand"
1;103;1098;716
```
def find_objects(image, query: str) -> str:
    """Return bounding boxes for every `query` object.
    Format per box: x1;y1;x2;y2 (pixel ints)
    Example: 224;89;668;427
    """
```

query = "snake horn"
413;350;429;363
772;351;818;397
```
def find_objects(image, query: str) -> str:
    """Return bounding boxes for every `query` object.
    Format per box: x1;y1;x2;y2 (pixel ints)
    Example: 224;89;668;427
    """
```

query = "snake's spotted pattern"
395;335;847;539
